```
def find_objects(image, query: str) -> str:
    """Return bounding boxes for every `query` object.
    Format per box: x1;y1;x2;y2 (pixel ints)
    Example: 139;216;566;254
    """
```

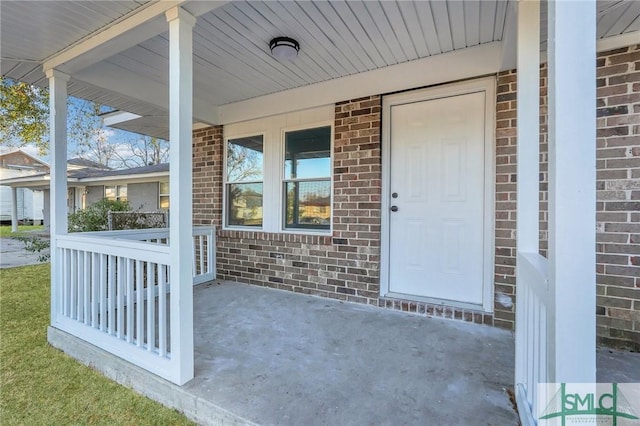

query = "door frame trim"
380;76;496;313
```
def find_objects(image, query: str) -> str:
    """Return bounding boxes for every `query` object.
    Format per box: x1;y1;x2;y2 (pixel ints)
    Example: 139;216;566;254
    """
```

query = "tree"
115;135;169;168
0;77;152;170
0;78;49;154
70;99;119;168
1;77;106;158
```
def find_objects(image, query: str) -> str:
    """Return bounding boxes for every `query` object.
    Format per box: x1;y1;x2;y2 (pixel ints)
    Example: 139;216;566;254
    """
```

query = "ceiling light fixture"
269;37;300;60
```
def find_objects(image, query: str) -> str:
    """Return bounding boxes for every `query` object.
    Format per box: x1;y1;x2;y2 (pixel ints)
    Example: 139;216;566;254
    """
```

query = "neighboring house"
1;1;638;423
0;162;170;230
0;150;48;225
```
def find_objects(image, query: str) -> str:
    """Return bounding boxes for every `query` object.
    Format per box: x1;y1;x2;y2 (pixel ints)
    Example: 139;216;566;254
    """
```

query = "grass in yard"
0;264;195;425
0;224;44;238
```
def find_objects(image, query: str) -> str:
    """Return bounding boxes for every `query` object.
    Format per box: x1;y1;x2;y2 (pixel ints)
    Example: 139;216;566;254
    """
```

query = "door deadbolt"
390;206;398;212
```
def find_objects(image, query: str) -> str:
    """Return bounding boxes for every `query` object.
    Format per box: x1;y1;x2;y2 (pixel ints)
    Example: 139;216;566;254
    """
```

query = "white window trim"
222;117;334;236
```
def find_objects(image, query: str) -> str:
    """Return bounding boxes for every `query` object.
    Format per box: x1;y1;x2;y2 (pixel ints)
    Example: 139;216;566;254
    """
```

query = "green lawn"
0;224;44;238
0;264;195;425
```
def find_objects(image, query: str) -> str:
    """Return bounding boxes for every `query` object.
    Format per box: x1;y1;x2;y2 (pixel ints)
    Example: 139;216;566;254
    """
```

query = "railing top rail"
57;234;170;261
192;225;215;235
80;227;170;238
80;226;214;238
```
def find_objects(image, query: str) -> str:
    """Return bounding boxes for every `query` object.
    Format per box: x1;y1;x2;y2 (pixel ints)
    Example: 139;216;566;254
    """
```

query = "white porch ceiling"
2;0;640;140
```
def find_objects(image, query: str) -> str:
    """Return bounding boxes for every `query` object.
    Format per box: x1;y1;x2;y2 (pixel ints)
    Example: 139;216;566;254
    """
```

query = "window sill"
218;228;333;246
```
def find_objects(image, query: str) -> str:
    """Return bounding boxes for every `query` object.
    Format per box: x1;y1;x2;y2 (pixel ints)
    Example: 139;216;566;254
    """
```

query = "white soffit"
2;0;640;139
1;1;151;82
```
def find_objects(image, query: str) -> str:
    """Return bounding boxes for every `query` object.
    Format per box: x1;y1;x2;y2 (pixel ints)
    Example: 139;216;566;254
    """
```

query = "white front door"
387;90;487;306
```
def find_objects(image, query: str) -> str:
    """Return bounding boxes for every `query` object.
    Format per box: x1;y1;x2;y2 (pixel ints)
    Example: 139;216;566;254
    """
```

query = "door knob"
390;206;398;212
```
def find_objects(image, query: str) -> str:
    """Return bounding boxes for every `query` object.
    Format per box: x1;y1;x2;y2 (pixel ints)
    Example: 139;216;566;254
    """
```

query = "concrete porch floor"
48;281;640;426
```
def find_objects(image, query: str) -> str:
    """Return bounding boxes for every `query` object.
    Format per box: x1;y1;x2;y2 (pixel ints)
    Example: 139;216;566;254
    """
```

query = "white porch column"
10;187;19;232
46;69;70;324
547;0;596;382
166;6;196;386
515;0;540;387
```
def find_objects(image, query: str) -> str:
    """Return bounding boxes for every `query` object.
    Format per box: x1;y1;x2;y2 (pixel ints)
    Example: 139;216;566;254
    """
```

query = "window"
105;185;127;202
283;126;331;230
223;107;333;233
159;181;170;209
225;135;264;227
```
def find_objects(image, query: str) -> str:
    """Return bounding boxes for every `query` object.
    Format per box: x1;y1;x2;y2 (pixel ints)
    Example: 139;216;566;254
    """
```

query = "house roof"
67;157;112;170
2;1;638;140
71;162;168;179
0;149;49;169
0;163;169;189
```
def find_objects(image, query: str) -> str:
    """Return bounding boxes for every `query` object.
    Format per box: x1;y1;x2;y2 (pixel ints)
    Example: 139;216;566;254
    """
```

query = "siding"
85;185;104;205
127;182;159;211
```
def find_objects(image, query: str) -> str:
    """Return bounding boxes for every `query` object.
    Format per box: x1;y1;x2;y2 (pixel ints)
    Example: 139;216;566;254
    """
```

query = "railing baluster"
99;254;107;331
210;228;215;276
158;265;166;357
108;255;116;335
117;256;125;339
76;250;83;322
62;248;68;316
199;235;205;276
532;290;539;412
72;250;79;320
147;262;155;352
192;238;197;276
136;260;143;347
91;252;99;327
527;287;534;404
83;251;90;325
126;258;134;343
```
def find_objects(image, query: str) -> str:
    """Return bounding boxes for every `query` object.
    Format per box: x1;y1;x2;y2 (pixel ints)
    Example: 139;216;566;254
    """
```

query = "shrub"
108;211;167;230
68;199;131;232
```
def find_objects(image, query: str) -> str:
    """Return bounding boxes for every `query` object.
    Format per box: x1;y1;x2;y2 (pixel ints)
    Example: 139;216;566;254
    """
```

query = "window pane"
284;126;331;180
159;195;170;209
285;180;331;229
105;186;116;200
227;135;263;182
227;183;263;227
117;186;127;199
159;181;169;195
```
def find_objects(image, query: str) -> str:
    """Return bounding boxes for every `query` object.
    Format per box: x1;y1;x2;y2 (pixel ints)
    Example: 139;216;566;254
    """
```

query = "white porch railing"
515;252;550;426
81;226;216;284
51;226;215;383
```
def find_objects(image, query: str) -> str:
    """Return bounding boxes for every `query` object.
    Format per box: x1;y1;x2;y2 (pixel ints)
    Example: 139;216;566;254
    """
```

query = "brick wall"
494;68;519;329
201;97;384;304
191;45;639;348
595;45;640;351
494;64;550;330
192;126;223;227
495;45;640;350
